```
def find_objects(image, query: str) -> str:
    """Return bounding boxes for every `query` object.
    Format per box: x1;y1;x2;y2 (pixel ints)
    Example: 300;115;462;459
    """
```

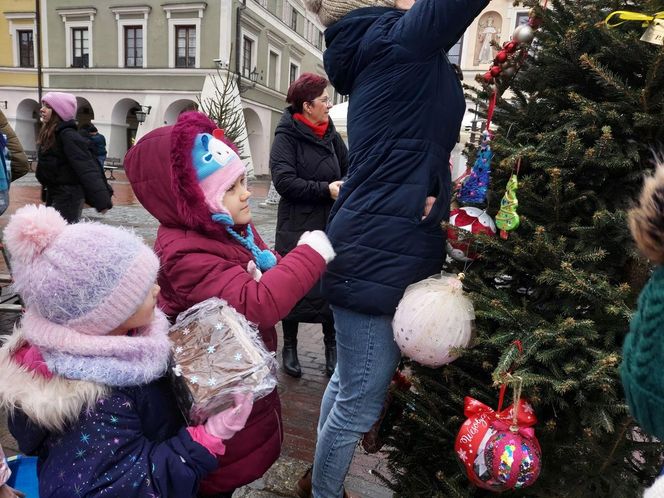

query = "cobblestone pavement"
0;172;393;498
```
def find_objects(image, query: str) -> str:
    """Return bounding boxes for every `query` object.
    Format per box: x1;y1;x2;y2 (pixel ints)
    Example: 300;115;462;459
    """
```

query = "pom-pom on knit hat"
621;164;664;440
4;204;159;335
41;92;77;121
304;0;395;27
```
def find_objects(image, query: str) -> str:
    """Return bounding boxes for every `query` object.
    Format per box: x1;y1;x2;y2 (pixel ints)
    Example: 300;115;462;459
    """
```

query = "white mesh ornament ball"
393;273;475;367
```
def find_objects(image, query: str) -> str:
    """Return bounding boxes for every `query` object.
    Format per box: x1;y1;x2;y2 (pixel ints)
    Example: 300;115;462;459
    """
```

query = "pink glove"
205;392;254;440
187;393;254;456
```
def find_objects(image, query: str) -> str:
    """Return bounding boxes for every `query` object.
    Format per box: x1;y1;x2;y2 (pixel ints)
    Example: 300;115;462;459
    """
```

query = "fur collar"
0;331;108;432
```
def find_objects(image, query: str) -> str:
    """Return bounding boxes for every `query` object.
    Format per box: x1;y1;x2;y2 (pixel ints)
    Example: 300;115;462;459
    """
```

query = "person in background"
35;92;112;222
621;165;664;497
124;111;336;498
270;73;348;378
80;124;107;171
300;0;491;495
0;109;29;181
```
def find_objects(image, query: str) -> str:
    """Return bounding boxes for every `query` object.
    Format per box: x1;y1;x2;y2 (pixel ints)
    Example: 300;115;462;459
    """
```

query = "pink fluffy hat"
4;204;159;334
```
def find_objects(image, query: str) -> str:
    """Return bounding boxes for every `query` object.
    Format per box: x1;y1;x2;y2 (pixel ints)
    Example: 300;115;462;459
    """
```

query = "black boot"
282;320;301;378
323;322;337;378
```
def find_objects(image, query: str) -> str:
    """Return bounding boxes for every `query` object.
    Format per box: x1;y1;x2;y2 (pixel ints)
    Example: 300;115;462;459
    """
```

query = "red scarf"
294;113;329;139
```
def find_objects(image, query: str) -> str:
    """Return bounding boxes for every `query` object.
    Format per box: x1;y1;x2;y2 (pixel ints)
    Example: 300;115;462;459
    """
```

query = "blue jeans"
312;306;401;498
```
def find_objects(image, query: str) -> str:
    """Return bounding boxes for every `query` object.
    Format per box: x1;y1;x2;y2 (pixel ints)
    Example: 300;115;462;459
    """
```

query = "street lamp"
238;67;261;93
135;105;152;124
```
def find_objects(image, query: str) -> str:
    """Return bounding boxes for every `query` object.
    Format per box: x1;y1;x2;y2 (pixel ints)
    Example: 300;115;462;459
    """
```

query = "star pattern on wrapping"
215;323;224;331
523;402;534;414
175;346;183;354
190;375;199;385
207;377;217;387
457;448;468;462
234;352;243;362
182;328;191;335
80;433;90;444
206;345;216;354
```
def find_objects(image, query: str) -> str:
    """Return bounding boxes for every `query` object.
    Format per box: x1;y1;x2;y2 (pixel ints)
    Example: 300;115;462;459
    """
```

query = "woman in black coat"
270;73;348;378
36;92;112;223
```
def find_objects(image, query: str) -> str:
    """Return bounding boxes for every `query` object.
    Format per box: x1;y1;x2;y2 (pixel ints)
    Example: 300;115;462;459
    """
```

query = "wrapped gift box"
169;298;277;424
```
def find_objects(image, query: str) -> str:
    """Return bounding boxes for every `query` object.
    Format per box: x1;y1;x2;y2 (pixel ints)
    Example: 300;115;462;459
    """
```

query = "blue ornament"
458;132;493;205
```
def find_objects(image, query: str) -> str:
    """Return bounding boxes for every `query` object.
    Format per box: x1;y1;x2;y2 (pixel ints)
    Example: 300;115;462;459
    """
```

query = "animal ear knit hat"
41;91;78;121
304;0;395;27
189;123;277;271
621;165;664;441
3;204;171;386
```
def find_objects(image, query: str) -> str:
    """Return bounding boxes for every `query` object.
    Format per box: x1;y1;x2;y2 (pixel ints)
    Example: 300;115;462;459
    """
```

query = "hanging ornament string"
497;339;524;413
485;90;497;133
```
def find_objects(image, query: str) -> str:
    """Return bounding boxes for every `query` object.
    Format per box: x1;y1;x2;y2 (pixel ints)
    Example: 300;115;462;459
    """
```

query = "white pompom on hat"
304;0;396;26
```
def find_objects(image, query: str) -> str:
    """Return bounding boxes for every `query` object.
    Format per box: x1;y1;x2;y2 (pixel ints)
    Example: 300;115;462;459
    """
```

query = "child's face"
223;175;252;225
109;284;160;336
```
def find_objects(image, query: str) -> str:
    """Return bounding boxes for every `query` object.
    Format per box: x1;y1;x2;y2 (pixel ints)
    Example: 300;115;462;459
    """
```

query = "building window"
175;25;196;68
318;31;324;50
289;62;299;85
18;30;34;68
268;49;279;90
242;36;254;78
447;36;463;66
124;26;143;68
290;7;298;31
72;27;89;67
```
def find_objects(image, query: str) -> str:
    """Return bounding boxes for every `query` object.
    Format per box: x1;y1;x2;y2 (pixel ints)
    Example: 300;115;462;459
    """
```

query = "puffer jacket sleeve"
14;390;217;498
395;0;490;55
270;133;331;202
333;133;349;179
0;112;29;181
171;244;326;331
59;129;112;212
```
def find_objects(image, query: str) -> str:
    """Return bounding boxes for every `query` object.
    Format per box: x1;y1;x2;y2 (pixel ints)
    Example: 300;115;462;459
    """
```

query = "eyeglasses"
311;97;332;106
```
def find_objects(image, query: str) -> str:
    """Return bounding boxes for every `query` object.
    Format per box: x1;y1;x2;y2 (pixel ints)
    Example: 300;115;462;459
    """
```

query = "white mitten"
297;230;336;264
246;260;263;282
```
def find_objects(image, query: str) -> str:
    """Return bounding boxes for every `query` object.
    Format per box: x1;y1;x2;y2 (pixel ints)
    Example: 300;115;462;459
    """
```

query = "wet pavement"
0;171;393;498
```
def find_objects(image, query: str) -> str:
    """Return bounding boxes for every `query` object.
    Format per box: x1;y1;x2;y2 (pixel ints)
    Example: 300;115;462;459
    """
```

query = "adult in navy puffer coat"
300;0;491;496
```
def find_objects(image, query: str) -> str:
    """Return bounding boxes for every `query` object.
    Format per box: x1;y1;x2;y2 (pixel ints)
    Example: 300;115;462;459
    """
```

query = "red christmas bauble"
446;207;497;262
455;397;541;492
490;66;502;77
495;51;508;63
506;41;518;52
483;71;494;83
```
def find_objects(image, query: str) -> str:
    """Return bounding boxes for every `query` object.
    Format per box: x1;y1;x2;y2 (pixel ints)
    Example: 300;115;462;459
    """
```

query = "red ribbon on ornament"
485;91;498;133
463;396;537;428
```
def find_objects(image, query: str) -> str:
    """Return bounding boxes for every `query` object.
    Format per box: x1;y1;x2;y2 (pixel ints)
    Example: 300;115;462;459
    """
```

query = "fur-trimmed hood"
125;111;232;237
0;330;108;433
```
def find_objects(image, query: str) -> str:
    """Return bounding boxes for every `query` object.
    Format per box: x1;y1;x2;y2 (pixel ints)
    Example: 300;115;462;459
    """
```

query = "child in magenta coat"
124;111;335;497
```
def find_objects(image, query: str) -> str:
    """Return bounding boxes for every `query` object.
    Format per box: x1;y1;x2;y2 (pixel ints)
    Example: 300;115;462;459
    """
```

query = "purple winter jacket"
124;112;327;494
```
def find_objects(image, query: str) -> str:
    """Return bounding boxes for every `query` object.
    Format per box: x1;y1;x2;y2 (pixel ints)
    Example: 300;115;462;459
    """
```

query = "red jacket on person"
124;112;327;494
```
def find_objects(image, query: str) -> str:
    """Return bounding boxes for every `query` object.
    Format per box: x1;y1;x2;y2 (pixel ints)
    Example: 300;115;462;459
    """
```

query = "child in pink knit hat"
0;204;254;498
124;111;336;496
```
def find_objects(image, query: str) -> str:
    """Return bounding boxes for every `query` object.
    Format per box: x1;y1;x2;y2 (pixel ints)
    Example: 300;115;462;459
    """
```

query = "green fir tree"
384;0;664;496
